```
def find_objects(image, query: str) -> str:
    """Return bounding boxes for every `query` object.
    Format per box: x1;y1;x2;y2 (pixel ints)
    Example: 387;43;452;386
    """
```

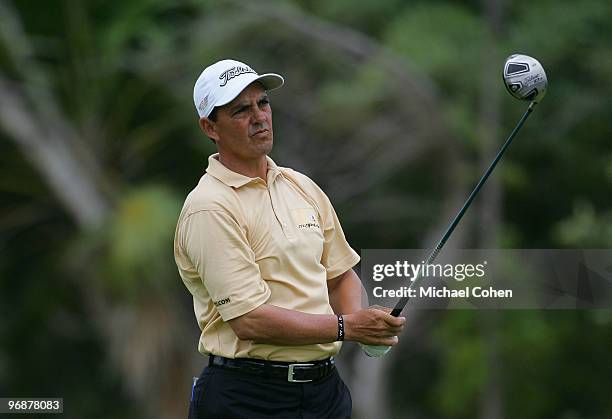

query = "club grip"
391;296;409;317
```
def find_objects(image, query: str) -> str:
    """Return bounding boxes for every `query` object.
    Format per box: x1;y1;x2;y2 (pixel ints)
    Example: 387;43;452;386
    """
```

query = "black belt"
209;355;335;383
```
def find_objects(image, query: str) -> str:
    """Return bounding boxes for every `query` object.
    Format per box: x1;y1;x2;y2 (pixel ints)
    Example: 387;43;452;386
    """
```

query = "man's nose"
251;106;267;123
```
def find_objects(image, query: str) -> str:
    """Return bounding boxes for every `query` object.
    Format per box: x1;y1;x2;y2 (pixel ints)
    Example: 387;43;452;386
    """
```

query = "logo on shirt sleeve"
213;297;231;306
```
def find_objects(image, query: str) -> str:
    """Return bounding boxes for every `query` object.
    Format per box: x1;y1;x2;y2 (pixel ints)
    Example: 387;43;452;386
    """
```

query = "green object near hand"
359;343;392;358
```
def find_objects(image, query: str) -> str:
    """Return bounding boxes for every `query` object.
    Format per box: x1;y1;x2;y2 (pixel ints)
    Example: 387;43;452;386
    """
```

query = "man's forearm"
228;302;405;347
328;269;363;315
228;304;338;345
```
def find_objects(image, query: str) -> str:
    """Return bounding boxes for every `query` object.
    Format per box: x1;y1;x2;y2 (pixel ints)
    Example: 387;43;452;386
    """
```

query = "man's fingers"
348;307;405;345
360;334;398;346
364;336;397;346
380;336;398;346
383;315;406;327
387;325;404;335
376;331;401;339
371;309;405;334
368;306;406;327
369;305;392;314
374;325;404;336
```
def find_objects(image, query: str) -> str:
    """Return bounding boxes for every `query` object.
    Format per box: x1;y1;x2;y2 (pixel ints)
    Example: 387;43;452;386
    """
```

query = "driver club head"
503;54;548;103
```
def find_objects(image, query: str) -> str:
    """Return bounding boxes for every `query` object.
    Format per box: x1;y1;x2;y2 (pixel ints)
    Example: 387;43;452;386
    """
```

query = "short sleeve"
318;194;361;279
179;209;271;321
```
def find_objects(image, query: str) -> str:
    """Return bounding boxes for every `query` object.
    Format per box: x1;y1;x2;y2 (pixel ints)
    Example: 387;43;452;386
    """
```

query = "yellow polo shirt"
174;154;360;362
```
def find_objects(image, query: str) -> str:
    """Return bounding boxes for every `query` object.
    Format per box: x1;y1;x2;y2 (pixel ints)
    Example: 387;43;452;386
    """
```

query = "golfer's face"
214;82;273;160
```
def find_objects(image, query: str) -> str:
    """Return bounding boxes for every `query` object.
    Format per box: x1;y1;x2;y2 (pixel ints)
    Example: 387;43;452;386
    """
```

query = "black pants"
188;363;352;419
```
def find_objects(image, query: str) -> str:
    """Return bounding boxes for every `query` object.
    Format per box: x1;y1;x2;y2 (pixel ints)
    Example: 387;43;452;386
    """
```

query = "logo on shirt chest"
291;209;320;230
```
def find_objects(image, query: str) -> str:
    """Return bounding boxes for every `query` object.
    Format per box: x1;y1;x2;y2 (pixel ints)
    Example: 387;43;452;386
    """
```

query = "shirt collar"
206;153;281;188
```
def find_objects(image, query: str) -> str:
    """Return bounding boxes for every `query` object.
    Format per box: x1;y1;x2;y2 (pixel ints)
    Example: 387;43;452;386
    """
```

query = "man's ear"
199;117;219;143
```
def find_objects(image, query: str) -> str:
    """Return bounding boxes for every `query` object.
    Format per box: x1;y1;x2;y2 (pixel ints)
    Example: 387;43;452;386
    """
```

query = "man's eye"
259;98;270;106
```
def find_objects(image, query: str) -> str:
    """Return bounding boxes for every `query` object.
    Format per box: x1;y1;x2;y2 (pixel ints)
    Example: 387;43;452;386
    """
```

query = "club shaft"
390;102;536;316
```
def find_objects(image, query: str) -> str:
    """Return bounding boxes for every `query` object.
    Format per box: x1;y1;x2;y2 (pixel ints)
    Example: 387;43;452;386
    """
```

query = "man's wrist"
336;315;345;341
340;313;353;341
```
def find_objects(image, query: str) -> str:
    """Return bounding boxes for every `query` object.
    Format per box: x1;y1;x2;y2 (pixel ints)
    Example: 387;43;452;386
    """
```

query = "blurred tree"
0;1;198;418
1;0;612;418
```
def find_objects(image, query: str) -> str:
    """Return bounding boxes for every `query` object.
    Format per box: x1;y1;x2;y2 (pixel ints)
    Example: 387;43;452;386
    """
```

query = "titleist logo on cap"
219;66;256;87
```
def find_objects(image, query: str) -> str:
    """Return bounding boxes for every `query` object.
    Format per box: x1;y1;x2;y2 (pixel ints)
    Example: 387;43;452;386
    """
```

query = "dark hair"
205;107;218;144
208;107;218;122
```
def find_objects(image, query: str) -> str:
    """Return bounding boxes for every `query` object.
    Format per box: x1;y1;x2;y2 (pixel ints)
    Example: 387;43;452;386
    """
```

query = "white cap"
193;59;284;118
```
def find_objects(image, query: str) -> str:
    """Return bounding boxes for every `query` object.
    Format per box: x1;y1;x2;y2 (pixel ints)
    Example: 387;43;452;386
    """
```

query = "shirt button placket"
268;184;294;240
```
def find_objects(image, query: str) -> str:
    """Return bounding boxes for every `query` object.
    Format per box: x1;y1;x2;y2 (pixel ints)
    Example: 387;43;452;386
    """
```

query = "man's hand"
343;305;405;346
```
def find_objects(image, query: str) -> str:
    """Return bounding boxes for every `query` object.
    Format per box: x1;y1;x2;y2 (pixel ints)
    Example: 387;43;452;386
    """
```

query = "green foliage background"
1;0;611;418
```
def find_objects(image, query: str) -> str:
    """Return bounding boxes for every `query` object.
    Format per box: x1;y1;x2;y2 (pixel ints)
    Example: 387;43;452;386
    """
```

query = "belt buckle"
287;363;314;383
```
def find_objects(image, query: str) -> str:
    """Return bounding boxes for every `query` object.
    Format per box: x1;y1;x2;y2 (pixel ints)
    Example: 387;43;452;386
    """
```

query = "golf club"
389;54;547;317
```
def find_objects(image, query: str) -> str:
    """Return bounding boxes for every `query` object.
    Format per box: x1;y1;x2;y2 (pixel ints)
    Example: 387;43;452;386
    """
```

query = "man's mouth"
251;128;269;137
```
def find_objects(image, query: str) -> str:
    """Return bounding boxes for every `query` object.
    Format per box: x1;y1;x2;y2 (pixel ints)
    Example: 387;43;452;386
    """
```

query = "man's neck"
217;153;268;181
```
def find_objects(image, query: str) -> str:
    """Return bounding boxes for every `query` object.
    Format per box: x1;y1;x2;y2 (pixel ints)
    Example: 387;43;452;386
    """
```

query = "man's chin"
260;140;273;155
252;135;273;154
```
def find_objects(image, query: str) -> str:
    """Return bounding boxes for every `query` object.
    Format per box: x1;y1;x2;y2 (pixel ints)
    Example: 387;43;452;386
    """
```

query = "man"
174;59;405;419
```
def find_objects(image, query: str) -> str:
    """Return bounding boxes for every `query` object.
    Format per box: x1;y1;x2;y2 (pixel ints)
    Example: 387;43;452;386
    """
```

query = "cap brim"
256;73;284;91
214;73;284;109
